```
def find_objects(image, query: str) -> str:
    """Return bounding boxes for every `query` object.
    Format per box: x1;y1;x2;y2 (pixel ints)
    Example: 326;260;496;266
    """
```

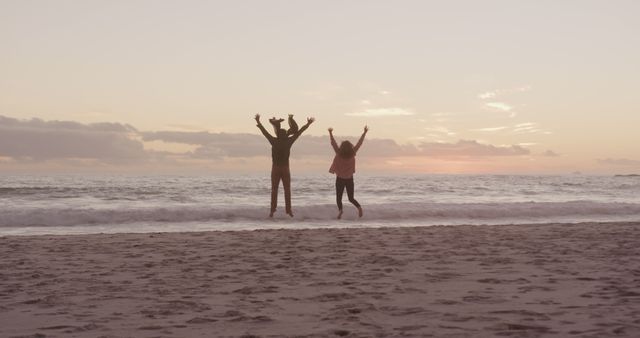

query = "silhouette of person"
328;126;368;219
255;114;315;217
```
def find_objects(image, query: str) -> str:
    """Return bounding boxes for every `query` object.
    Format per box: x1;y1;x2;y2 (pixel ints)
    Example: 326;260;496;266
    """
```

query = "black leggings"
336;177;361;211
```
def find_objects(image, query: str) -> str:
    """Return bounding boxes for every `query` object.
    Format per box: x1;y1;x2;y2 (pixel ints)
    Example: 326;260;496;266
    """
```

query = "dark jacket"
257;122;310;166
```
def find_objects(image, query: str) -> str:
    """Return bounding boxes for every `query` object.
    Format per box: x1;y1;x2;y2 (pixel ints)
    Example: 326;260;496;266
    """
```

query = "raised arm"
255;114;275;144
289;117;315;143
328;128;339;152
354;125;368;153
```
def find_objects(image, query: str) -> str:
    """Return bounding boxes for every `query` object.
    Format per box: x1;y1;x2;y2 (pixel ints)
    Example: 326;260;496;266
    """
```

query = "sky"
1;0;639;174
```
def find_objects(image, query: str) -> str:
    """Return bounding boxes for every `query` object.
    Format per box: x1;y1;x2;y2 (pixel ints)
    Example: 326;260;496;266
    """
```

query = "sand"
1;222;640;337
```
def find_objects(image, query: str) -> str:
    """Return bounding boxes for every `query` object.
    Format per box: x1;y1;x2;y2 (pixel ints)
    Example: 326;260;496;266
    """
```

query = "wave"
2;201;640;227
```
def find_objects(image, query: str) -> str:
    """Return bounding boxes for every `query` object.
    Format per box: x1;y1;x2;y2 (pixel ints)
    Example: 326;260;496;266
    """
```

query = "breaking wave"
2;201;640;227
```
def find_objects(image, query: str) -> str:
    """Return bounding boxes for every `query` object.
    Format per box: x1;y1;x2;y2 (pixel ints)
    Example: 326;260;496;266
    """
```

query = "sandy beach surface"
1;222;640;338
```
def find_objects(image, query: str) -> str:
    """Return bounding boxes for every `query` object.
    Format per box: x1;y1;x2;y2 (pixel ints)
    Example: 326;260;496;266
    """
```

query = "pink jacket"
329;131;366;179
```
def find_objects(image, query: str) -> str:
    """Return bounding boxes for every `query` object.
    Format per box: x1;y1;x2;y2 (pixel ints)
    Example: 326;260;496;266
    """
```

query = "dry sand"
1;222;640;337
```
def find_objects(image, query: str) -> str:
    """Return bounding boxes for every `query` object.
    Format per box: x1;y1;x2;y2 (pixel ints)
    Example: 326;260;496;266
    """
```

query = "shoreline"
3;219;640;238
1;222;640;337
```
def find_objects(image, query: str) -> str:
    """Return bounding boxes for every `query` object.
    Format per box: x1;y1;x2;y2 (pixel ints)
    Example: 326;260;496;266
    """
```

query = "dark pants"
271;165;291;213
336;177;360;211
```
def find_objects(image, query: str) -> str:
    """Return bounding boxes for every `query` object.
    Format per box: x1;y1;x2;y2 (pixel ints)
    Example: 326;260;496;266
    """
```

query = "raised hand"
307;117;315;124
328;127;333;133
255;114;261;123
364;125;369;133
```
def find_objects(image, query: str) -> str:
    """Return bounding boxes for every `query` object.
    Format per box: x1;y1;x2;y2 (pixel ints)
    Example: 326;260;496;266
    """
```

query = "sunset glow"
1;0;639;174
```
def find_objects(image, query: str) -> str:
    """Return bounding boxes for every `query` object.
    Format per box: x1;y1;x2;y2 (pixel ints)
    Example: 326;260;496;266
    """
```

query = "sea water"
2;174;640;235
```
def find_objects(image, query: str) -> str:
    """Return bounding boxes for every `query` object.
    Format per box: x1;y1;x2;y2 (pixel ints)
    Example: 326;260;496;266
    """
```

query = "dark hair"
338;141;355;158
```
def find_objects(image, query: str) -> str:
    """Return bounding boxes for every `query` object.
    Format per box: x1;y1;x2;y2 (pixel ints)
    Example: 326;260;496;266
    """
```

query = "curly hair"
338;140;355;158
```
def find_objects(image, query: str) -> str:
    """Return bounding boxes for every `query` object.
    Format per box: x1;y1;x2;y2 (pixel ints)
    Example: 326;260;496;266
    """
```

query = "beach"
1;222;640;337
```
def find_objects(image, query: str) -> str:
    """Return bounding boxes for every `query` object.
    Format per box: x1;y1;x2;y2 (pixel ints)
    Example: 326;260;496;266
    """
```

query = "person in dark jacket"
255;114;314;217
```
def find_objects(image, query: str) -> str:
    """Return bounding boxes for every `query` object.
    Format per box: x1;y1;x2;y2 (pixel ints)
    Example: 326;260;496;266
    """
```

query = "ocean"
1;174;640;236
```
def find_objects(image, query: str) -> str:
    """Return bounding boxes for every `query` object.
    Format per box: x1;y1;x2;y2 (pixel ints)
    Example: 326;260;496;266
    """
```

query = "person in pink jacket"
328;126;368;219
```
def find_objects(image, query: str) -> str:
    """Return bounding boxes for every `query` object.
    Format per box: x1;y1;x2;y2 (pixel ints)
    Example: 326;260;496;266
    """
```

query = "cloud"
478;91;498;100
485;102;513;112
0;115;136;133
346;108;414;117
543;150;560;157
164;123;216;132
431;112;452;117
473;126;509;132
478;86;531;118
511;122;550;135
0;116;145;161
141;131;271;158
418;140;530;157
478;86;531;100
144;131;528;159
513;122;537;133
425;126;456;136
474;122;551;135
515;122;536;128
597;158;640;166
143;131;411;159
0;115;534;172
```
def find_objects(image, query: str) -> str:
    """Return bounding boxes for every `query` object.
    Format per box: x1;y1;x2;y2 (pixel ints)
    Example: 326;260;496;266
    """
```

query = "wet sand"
1;222;640;337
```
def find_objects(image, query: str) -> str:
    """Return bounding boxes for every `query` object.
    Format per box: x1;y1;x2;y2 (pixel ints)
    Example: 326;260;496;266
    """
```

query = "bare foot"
269;211;274;218
357;207;363;218
337;210;343;219
286;210;294;217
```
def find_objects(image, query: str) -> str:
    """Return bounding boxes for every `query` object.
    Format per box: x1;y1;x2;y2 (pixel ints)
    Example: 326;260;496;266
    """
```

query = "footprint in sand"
488;323;552;334
186;317;218;324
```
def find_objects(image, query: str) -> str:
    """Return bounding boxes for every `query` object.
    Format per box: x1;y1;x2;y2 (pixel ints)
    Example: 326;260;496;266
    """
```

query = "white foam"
2;201;640;227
